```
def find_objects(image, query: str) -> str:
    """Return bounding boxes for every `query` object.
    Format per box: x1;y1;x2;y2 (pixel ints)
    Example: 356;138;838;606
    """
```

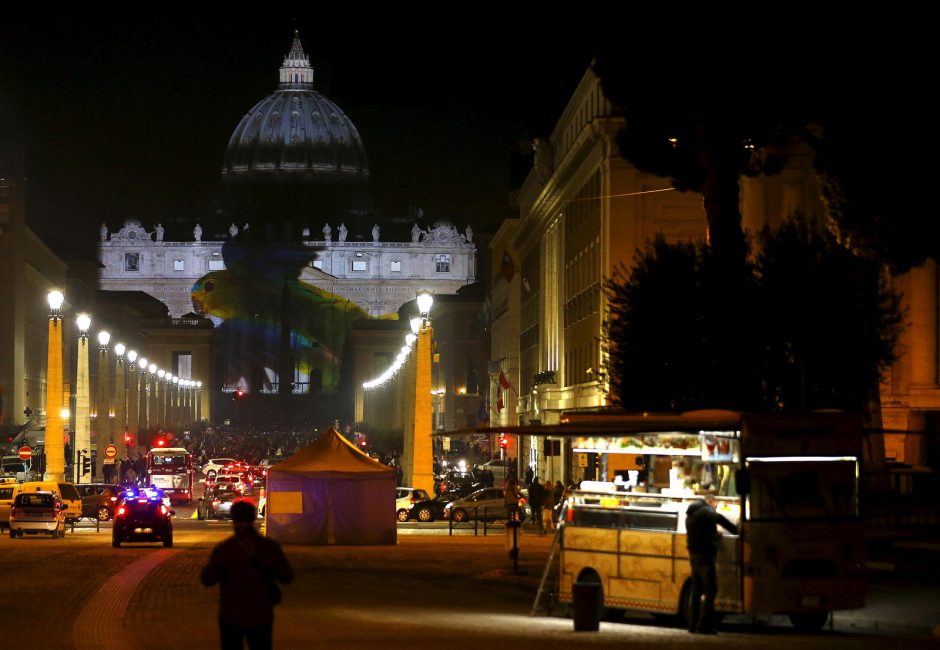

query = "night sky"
2;9;926;261
2;7;597;254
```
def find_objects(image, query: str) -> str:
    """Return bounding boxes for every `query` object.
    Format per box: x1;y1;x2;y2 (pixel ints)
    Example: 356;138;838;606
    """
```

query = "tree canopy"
604;219;903;413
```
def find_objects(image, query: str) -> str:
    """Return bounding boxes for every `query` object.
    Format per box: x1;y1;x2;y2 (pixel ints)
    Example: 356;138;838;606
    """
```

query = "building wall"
0;146;69;433
99;220;476;319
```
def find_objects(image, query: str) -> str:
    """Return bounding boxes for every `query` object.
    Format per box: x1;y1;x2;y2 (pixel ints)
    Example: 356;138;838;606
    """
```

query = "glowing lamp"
97;330;111;348
416;292;433;316
47;290;65;311
127;350;138;363
76;313;92;336
114;343;126;358
409;317;422;335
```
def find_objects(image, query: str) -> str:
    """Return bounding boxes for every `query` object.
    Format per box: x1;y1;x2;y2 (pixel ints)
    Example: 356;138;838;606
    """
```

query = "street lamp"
75;313;92;483
138;357;148;432
44;290;66;481
95;330;111;481
405;292;435;495
113;343;127;474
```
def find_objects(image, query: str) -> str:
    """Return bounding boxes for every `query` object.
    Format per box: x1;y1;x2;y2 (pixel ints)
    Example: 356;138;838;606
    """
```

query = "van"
13;481;83;524
0;478;17;530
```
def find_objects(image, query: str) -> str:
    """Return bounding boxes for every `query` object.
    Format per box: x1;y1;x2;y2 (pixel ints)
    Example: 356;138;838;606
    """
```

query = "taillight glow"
160;505;168;515
117;506;126;517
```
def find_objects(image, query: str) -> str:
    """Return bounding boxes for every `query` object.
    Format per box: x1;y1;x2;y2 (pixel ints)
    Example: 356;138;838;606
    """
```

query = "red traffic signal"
124;432;135;446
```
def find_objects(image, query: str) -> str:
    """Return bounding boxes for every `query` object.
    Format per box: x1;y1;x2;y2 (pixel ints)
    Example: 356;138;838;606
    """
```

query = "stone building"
507;61;940;480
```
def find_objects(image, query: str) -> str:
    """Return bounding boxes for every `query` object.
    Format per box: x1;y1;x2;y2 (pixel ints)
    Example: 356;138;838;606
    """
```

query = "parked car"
404;492;461;523
478;458;513;483
434;471;480;498
8;491;68;538
112;490;174;547
395;487;432;521
14;480;83;524
442;487;529;523
77;483;124;521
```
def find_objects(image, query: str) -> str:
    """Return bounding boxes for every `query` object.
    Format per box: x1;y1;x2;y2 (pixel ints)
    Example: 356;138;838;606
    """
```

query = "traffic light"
233;389;246;401
124;432;135;447
81;455;91;476
499;433;508;450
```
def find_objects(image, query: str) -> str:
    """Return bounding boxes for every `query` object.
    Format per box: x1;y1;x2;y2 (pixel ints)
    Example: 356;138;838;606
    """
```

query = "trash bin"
572;581;603;631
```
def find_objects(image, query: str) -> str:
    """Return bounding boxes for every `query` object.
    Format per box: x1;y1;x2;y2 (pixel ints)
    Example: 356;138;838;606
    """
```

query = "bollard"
572;581;603;631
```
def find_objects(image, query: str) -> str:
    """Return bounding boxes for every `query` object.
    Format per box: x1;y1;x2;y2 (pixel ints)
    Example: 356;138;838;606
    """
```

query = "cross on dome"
279;30;313;89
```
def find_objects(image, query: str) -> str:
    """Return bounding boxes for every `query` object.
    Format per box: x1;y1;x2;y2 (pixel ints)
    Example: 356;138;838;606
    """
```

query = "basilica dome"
222;33;369;184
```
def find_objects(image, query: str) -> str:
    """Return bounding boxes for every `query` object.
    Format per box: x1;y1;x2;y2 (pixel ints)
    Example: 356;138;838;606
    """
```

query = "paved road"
1;519;938;649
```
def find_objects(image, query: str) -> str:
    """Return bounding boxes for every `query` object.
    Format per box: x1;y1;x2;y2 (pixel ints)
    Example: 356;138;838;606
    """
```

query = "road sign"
18;446;32;461
104;443;118;459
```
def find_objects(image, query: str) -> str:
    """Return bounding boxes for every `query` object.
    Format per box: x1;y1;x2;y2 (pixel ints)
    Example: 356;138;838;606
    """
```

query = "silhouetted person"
528;476;545;534
685;497;737;634
201;501;293;650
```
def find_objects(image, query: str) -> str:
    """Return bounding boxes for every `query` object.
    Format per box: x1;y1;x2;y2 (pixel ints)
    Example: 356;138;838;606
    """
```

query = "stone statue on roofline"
194;223;203;241
322;223;332;243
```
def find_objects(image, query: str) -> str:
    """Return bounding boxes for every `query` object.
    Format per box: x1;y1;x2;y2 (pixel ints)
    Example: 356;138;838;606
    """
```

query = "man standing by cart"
685;497;737;634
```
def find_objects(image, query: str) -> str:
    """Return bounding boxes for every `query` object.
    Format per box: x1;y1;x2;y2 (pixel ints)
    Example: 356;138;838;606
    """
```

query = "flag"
497;389;504;412
499;371;511;391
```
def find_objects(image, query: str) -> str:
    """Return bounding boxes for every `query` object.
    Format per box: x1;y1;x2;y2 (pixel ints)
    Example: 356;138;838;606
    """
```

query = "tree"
604;218;903;413
756;217;904;413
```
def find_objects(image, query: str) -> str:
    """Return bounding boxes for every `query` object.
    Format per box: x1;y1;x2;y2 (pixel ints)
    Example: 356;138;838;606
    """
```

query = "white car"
479;458;513;482
396;487;431;522
201;458;237;477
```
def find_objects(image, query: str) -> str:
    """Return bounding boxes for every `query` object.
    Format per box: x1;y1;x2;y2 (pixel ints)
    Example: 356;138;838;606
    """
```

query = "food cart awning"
434;410;743;438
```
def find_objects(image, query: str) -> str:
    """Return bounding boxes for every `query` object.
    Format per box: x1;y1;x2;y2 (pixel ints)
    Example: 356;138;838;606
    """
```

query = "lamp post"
157;369;166;432
126;350;139;457
147;362;157;442
138;357;148;435
94;330;111;481
196;381;203;423
405;292;435;495
75;313;92;484
113;343;126;482
43;290;66;481
170;376;179;431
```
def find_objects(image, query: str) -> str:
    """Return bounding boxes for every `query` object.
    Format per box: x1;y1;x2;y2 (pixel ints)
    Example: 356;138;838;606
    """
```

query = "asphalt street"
1;514;937;650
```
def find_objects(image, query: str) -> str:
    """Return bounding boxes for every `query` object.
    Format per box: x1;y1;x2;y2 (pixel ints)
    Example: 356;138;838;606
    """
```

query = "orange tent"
266;428;396;545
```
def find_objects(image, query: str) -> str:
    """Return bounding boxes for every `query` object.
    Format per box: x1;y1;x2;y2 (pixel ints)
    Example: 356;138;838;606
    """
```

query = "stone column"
44;316;65;482
910;259;938;388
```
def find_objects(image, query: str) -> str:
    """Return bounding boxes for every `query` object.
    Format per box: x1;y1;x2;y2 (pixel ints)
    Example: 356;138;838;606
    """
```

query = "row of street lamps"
42;290;203;483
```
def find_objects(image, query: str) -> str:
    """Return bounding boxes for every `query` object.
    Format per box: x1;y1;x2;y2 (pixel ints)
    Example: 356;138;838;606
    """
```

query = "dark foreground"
1;519;938;650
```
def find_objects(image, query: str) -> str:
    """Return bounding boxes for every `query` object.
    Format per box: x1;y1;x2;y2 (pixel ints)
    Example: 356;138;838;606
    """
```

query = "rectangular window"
172;352;192;379
173;259;185;271
125;253;140;272
312;260;323;269
352;260;367;272
208;260;224;271
390;260;401;272
436;254;451;272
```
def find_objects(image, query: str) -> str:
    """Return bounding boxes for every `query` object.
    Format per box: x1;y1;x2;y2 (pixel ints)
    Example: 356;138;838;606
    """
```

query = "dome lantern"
279;30;314;90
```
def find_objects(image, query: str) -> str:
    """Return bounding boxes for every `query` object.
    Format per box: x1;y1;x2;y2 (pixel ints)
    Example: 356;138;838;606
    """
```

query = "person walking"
685;497;738;634
542;478;556;532
527;476;545;534
201;501;294;650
